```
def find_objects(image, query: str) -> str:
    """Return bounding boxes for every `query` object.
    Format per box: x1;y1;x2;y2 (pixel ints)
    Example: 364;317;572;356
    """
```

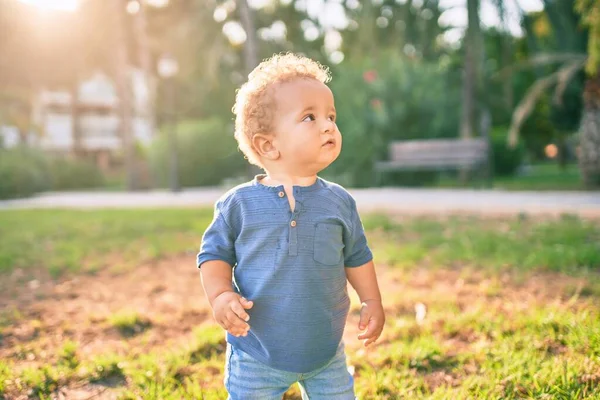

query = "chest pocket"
314;223;344;265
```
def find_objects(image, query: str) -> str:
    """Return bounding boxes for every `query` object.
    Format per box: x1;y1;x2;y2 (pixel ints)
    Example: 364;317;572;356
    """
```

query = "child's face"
269;78;341;175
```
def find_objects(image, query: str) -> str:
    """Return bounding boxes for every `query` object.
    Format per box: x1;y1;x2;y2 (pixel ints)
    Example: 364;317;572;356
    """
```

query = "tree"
576;0;600;187
236;0;259;76
112;0;136;190
502;0;599;187
460;0;482;139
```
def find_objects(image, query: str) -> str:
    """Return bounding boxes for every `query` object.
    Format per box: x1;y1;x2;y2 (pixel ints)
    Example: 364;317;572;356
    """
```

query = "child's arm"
201;260;253;337
346;260;385;347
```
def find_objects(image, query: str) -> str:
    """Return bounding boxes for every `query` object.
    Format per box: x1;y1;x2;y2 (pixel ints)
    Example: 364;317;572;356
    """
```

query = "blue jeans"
224;342;355;400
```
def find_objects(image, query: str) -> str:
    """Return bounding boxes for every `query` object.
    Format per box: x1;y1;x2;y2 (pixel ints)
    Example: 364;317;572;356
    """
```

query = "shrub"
0;147;51;199
490;126;526;176
47;157;105;190
148;118;246;187
325;51;461;187
0;147;106;199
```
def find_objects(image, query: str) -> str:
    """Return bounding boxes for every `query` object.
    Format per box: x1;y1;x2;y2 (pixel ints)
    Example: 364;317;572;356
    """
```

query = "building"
1;69;154;170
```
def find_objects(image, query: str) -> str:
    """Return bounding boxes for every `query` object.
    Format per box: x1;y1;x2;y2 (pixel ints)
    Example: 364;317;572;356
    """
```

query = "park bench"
374;138;492;186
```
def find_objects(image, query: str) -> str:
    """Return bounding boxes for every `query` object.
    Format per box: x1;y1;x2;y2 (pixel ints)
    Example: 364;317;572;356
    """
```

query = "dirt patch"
1;256;597;398
1;255;212;368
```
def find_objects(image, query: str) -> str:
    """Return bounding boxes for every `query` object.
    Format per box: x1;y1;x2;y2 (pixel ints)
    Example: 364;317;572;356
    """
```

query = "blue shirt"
197;175;373;373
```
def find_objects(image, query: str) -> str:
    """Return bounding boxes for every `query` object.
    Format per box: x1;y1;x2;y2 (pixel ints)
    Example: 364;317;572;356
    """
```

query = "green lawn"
1;210;599;399
1;209;598;277
437;163;584;191
0;209;214;277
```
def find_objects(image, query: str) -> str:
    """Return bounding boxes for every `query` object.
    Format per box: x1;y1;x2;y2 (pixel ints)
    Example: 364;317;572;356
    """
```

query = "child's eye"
302;114;316;122
328;115;336;122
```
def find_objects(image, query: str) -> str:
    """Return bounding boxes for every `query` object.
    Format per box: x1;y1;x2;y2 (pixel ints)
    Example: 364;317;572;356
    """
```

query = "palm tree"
576;0;600;188
504;0;598;188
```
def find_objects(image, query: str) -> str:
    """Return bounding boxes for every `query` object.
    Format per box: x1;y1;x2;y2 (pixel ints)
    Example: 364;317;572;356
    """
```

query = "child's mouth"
323;139;335;147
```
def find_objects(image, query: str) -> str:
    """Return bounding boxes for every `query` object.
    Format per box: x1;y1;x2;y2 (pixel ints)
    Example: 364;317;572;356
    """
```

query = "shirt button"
278;191;285;198
290;220;297;227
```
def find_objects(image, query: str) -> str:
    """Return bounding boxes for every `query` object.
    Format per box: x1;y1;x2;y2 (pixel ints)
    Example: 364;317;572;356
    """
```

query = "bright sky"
291;0;544;40
243;0;545;57
17;0;170;11
439;0;544;42
19;0;545;51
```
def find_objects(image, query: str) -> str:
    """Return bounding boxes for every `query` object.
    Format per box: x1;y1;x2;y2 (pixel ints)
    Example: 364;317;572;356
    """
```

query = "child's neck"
260;171;317;187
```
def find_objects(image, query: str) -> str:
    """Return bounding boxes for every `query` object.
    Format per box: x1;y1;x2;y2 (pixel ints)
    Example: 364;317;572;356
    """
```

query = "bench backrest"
388;138;488;168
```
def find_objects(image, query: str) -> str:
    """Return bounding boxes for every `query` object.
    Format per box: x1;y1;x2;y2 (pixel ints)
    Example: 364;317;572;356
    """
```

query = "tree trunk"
236;0;261;177
236;0;259;78
112;0;136;190
579;74;600;189
133;0;155;188
70;80;83;158
459;0;481;184
460;0;480;139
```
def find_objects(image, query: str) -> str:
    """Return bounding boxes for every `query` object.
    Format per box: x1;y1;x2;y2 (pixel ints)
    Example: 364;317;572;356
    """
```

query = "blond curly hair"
232;53;332;169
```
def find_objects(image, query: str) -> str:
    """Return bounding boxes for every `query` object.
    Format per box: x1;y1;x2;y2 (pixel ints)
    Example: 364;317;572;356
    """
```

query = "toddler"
197;53;385;400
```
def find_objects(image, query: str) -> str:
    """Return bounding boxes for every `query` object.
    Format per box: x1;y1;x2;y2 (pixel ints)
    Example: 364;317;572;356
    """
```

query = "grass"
1;209;599;399
0;209;214;276
436;163;584;191
367;213;600;275
1;209;598;278
108;310;152;337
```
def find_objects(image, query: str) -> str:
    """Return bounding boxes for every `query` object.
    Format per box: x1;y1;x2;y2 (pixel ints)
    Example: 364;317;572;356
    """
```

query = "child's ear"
252;134;280;160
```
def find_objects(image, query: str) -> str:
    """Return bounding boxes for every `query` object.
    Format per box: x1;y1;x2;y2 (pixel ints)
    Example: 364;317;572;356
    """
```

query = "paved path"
1;188;598;217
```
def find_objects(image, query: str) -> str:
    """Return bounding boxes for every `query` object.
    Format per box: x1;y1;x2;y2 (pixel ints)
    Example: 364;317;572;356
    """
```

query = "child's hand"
211;292;254;337
357;299;385;347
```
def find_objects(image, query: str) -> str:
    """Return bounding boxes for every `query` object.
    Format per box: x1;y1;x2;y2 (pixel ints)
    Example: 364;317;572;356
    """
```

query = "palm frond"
508;60;585;148
493;53;587;80
553;59;587;106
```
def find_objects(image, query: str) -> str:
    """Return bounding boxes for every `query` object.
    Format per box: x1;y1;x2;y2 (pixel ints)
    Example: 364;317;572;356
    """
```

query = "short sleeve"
343;197;373;267
196;201;236;269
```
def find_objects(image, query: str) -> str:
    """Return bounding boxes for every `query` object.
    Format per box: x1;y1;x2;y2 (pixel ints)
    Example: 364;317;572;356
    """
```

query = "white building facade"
1;69;153;168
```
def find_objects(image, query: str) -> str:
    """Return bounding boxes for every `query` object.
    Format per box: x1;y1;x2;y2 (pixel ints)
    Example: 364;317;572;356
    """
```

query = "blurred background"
0;0;598;198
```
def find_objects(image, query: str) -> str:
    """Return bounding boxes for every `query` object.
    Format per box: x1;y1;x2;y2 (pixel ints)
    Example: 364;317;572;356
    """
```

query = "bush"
47;158;105;190
324;51;462;187
0;147;107;199
0;147;51;199
148;118;246;187
490;127;525;177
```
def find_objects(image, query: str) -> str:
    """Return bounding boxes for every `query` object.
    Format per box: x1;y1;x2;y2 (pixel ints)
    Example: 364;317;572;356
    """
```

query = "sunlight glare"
18;0;78;12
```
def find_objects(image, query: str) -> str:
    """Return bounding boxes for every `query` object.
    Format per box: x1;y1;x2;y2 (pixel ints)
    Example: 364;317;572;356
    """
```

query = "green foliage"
490;126;525;176
0;147;106;199
507;1;586;157
47;157;105;190
149;118;246;188
0;146;51;199
325;51;461;187
576;0;600;75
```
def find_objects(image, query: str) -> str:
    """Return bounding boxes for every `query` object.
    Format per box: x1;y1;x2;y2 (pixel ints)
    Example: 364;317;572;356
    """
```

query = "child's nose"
322;119;334;133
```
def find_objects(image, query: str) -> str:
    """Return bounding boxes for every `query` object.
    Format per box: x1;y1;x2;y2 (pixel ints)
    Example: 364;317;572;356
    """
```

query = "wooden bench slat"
375;138;490;173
